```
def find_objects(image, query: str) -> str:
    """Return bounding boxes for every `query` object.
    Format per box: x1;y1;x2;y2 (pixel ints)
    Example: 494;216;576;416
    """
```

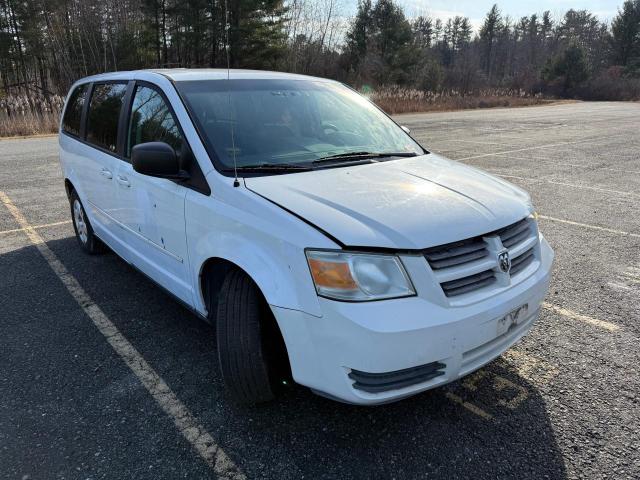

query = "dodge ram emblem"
498;250;511;273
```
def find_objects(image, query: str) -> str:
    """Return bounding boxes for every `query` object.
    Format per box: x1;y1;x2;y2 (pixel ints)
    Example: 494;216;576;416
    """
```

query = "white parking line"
607;281;636;292
537;215;640;239
542;302;620;332
559;163;640;175
455;142;581;161
0;219;71;236
484;154;640;175
0;191;245;480
623;271;640;280
455;133;628;162
435;138;519;147
484;172;640;199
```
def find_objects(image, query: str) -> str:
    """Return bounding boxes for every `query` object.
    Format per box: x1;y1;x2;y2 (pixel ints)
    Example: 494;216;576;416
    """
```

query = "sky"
342;0;624;30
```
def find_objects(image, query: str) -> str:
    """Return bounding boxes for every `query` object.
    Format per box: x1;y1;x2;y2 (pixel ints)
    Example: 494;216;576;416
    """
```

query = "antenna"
224;0;240;187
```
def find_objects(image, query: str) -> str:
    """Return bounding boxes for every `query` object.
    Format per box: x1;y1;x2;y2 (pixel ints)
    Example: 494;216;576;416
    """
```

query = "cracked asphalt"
1;101;639;479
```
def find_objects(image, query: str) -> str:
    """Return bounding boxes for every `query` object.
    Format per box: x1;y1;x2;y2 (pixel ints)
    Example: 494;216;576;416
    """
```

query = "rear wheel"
69;190;106;254
215;268;290;405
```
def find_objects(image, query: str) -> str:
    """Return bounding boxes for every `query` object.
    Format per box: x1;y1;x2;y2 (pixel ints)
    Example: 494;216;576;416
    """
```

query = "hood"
245;154;533;249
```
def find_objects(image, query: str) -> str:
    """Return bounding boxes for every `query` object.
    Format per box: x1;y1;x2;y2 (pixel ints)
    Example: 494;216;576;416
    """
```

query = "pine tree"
370;0;414;84
228;0;288;69
479;4;503;78
412;16;433;49
343;0;413;85
611;0;640;66
344;0;373;70
543;43;589;94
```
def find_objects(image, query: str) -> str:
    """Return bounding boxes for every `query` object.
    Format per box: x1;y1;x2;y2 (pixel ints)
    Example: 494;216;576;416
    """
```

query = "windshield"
176;79;423;172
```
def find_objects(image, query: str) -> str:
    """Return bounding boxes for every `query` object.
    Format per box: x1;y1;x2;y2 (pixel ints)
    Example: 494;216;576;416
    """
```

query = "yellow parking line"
501;350;559;385
542;302;620;332
445;392;493;420
0;191;245;479
0;219;72;235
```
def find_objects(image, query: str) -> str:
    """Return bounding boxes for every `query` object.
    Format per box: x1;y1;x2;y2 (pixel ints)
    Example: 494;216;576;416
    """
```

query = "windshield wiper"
312;151;418;165
223;163;313;173
222;152;419;174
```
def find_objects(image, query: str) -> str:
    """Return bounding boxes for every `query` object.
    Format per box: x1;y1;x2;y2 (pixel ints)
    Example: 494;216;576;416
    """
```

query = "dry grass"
368;88;554;115
0;89;556;138
0;94;63;137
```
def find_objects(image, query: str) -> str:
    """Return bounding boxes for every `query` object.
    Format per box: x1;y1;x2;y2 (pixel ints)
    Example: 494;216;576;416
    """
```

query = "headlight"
305;250;415;301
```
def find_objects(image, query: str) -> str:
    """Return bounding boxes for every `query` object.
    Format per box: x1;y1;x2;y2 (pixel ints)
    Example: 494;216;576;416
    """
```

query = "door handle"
100;168;113;179
117;175;131;187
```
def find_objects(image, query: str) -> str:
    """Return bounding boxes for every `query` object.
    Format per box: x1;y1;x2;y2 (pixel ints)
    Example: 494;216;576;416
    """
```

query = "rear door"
112;83;193;305
77;82;129;245
60;83;90;198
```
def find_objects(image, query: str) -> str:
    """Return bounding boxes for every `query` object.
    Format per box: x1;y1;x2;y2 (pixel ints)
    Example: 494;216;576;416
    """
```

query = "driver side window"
127;85;183;157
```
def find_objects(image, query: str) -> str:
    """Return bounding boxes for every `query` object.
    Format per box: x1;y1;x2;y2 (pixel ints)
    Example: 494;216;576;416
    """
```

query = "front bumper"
273;236;554;405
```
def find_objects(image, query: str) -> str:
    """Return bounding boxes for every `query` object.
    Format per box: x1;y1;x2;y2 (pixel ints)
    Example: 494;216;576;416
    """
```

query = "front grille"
441;269;496;297
510;247;535;275
424;216;539;299
424;237;488;270
349;361;446;393
497;218;531;248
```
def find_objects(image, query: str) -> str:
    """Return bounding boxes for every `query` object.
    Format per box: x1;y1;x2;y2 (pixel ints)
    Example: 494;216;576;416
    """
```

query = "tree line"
342;1;640;99
1;0;640;107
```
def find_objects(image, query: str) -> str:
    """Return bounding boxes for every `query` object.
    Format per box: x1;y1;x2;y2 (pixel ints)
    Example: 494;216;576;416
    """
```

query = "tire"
215;268;288;405
69;190;106;254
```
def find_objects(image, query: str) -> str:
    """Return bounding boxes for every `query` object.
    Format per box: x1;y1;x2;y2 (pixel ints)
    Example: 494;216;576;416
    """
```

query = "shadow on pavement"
2;236;567;479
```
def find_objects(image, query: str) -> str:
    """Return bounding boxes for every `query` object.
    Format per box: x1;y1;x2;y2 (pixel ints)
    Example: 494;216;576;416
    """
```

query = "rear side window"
127;86;183;157
86;83;128;153
62;84;88;136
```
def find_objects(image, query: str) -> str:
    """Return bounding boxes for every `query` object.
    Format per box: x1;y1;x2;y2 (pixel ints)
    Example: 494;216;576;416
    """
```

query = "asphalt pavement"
1;101;639;479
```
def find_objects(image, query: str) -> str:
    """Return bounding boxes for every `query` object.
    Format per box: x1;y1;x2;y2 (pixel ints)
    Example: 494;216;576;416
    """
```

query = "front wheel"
215;269;289;405
69;190;106;254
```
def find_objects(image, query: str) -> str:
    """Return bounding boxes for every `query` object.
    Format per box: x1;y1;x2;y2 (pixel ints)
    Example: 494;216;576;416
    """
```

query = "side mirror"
131;142;189;180
401;125;411;134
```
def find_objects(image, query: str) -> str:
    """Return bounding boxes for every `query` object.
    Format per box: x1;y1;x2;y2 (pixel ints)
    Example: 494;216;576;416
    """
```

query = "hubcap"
73;199;88;244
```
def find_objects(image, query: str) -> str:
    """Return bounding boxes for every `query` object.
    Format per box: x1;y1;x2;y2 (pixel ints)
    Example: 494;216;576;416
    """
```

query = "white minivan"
59;69;553;405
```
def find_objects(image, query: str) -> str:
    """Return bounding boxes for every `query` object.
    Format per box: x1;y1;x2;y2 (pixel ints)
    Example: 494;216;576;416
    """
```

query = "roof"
73;69;333;84
151;68;331;83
